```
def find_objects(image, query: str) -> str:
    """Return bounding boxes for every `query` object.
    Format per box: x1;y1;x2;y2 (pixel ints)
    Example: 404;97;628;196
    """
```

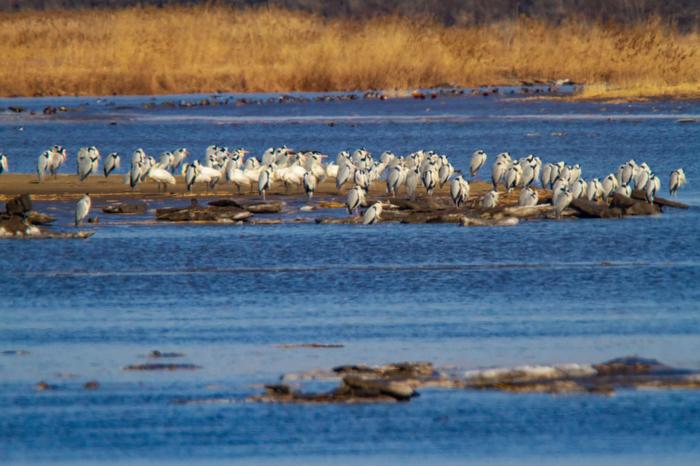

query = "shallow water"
1;92;699;464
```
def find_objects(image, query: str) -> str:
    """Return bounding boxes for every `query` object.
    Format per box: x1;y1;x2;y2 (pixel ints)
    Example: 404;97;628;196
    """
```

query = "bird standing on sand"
148;166;176;192
36;150;52;182
75;194;91;226
103;153;120;177
449;176;469;207
669;168;686;196
77;146;100;182
0;153;8;174
422;169;436;196
363;202;383;225
470;150;487;178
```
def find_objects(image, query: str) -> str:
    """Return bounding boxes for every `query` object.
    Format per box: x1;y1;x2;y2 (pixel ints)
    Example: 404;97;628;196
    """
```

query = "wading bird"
75;194;91;226
669;168;686;196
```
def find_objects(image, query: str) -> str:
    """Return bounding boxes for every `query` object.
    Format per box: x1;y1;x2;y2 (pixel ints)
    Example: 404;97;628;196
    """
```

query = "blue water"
1;92;699;465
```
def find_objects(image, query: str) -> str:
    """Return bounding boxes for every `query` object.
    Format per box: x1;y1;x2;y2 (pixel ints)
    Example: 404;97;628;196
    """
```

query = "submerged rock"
156;205;252;222
148;350;185;358
123;363;201;371
102;202;148;215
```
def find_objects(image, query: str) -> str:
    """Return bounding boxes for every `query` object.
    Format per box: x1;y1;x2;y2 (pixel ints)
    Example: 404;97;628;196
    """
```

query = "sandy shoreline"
0;174;499;203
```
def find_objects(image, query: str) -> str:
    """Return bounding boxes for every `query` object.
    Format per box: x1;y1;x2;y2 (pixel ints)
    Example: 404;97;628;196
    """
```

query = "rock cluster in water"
248;357;700;404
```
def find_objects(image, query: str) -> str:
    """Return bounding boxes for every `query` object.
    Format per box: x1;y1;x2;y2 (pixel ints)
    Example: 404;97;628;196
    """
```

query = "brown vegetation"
0;5;698;98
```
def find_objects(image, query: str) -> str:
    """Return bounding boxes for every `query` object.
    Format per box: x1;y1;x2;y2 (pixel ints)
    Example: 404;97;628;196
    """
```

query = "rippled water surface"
1;92;699;464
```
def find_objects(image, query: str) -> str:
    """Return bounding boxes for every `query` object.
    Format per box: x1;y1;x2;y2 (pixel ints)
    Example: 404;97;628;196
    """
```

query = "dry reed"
0;5;698;99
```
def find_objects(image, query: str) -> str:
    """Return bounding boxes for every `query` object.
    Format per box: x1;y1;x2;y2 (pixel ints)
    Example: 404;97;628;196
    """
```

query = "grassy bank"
1;5;699;99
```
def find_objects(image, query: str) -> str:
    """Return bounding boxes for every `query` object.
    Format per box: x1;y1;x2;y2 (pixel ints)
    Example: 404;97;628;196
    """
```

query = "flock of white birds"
0;146;688;227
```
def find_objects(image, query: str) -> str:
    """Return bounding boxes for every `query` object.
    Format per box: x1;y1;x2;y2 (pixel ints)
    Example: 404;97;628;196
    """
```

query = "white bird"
171;148;189;171
644;174;660;203
621;161;636;186
37;150;51;182
103;153;120;177
346;185;365;215
481;190;499;209
587;178;603;201
616;184;632;197
491;160;508;189
363;202;383;225
422;169;436;196
353;169;370;192
570;178;587;199
386;166;403;197
336;163;354;190
602;174;619;200
669;168;686;196
553;186;573;218
148;166;176;192
303;171;317;200
77;146;100;182
541;163;554;188
258;165;272;200
405;168;420;200
225;162;252;194
450;176;470;207
504;163;522;192
159;151;175;171
48;146;67;177
0;153;8;174
518;187;538;207
470;150;487;177
75;194;91;226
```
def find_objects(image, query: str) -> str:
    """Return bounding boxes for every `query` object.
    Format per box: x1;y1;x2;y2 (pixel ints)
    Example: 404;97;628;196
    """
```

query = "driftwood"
460;216;519;227
630;190;689;209
102;202;148;215
315;216;362;224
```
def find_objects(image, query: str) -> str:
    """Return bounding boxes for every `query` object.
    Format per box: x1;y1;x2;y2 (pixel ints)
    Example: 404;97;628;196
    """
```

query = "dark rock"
1;349;30;356
26;211;55;225
570;198;624;218
102;202;148;215
149;350;185;358
5;194;32;216
156;205;252;222
8;106;24;113
83;380;100;390
123;363;201;371
35;381;56;391
278;343;344;349
237;200;285;214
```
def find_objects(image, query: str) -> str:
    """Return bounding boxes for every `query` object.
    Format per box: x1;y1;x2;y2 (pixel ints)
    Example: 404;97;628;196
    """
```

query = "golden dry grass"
0;5;699;99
